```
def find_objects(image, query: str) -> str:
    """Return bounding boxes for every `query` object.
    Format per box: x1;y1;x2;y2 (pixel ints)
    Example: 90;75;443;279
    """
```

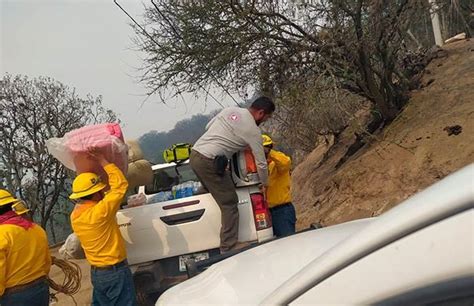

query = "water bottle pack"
147;191;173;204
149;181;204;204
174;181;201;199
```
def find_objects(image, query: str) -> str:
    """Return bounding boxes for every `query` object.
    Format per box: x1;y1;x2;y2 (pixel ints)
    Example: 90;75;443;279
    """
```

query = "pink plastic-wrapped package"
66;123;124;152
46;123;128;187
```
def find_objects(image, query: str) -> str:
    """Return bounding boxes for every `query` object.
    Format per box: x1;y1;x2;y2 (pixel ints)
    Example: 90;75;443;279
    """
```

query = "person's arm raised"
88;148;128;217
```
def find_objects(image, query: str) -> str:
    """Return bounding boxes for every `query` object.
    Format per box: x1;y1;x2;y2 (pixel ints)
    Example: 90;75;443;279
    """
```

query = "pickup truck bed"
116;152;273;305
117;186;269;265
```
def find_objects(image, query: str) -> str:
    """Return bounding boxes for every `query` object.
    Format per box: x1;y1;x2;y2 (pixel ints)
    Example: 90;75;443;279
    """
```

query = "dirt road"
49;247;92;306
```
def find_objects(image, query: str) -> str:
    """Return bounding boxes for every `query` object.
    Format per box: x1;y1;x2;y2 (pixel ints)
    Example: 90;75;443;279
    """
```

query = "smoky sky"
1;0;235;138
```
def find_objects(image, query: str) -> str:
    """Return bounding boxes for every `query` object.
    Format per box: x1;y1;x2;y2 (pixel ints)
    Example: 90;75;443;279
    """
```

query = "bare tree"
0;74;117;242
134;0;434;123
267;77;368;154
437;0;473;39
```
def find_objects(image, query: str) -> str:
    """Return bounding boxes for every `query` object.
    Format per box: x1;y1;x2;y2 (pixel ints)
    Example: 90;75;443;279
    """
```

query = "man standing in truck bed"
190;96;275;253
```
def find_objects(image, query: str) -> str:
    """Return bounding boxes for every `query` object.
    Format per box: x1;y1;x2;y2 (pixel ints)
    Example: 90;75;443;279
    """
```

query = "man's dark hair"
79;193;96;201
0;203;13;215
250;96;275;114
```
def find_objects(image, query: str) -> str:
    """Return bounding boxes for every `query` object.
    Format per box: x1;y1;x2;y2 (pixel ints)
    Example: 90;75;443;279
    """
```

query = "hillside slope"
292;39;474;229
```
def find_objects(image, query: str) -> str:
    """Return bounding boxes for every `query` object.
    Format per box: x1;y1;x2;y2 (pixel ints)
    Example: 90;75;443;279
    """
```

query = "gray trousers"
190;150;239;251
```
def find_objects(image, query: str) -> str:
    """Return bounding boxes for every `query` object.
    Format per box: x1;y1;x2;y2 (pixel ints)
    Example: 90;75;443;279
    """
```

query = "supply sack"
46;123;128;184
126;139;144;163
58;233;85;260
163;143;192;164
127;159;153;189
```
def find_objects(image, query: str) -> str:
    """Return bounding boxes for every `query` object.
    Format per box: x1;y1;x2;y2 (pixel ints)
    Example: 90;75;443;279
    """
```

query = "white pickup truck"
158;164;474;306
116;151;274;304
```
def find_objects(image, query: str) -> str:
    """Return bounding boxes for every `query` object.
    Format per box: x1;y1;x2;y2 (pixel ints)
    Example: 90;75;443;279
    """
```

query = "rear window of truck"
145;163;199;195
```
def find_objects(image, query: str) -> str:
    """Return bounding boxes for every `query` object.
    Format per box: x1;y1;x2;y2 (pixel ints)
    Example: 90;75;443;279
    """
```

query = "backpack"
163;143;193;164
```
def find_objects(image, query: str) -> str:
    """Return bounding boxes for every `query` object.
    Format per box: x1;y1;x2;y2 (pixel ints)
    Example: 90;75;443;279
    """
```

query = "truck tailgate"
117;192;257;265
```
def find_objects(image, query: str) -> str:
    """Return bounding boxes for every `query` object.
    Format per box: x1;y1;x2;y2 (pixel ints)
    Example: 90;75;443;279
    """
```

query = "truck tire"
134;274;155;306
136;289;153;306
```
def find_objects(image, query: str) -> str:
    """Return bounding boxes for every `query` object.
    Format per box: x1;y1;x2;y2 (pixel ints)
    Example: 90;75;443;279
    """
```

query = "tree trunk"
49;218;57;244
364;71;399;122
355;38;399;122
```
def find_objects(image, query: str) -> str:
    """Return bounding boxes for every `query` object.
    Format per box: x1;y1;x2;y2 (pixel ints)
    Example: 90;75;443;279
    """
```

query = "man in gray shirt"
190;96;275;253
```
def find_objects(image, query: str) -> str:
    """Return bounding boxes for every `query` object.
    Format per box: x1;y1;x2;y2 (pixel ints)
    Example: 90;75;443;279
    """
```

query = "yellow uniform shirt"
266;150;292;208
0;223;51;296
71;164;128;267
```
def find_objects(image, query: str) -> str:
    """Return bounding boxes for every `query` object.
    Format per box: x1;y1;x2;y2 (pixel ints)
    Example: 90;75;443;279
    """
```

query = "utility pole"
428;0;444;46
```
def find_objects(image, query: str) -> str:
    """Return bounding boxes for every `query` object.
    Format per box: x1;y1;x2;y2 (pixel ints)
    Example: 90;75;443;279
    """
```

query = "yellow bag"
163;143;192;164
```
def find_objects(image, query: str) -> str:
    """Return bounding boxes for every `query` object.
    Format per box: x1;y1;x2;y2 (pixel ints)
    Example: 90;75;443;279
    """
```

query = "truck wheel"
134;275;155;306
136;288;153;306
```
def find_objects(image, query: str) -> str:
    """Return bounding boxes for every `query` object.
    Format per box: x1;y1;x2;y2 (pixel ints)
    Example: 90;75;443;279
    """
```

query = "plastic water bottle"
192;181;199;194
164;191;173;201
172;185;178;199
181;183;189;198
194;181;204;194
181;183;187;197
174;185;180;199
184;182;193;197
150;192;163;203
158;191;166;202
175;184;183;199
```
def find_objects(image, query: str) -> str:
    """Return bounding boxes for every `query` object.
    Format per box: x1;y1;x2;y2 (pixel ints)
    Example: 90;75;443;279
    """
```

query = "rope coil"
47;256;82;305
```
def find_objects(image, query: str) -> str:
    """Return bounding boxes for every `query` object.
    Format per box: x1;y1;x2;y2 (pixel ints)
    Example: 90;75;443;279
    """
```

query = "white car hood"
157;218;372;306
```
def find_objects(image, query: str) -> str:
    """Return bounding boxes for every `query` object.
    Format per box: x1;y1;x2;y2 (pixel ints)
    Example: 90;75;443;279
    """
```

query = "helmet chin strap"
11;201;29;215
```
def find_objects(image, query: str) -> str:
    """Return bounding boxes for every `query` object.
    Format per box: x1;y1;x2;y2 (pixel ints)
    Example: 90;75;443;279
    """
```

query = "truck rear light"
244;149;257;173
250;193;272;230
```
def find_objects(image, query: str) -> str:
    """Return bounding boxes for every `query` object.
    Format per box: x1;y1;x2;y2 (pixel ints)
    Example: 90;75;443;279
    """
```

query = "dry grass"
292;39;474;228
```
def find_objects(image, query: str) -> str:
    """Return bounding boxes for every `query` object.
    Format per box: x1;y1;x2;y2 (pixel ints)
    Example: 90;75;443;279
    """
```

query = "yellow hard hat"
0;189;18;206
69;173;106;200
262;134;273;147
0;189;30;215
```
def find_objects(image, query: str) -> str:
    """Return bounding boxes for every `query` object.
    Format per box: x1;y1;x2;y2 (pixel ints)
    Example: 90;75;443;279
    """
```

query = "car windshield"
144;163;198;195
